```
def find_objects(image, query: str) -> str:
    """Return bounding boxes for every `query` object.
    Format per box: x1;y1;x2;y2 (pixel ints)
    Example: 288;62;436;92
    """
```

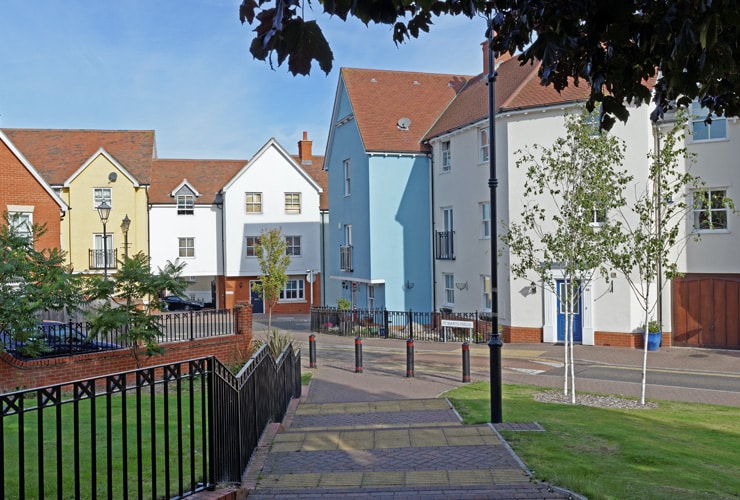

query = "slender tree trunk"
563;308;570;395
640;287;651;405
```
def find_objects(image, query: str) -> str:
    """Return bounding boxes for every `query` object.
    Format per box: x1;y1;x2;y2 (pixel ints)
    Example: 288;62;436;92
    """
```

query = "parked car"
1;321;120;358
38;321;121;355
162;295;204;311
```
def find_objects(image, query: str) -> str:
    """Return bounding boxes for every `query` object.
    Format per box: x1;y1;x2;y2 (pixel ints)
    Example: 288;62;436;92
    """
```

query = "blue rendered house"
323;68;470;311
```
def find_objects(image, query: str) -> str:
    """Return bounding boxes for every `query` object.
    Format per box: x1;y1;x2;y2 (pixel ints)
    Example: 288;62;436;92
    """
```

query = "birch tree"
610;112;727;404
501;113;632;403
252;227;291;333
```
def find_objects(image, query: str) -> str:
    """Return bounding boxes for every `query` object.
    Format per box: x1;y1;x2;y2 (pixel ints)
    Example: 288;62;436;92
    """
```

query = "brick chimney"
298;131;312;165
482;39;512;74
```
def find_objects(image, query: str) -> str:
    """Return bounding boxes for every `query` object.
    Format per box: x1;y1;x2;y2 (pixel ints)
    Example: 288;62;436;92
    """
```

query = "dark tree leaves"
239;0;740;127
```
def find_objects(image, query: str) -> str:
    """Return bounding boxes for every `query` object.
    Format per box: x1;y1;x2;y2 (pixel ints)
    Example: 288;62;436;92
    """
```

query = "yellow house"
1;129;154;274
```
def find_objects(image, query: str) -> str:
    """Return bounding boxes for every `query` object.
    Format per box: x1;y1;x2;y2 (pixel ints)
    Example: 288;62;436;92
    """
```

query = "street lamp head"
96;201;112;223
121;214;131;233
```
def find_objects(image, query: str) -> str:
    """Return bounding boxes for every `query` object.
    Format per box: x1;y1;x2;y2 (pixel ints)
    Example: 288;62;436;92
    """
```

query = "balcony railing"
435;230;455;260
340;245;353;272
88;248;118;270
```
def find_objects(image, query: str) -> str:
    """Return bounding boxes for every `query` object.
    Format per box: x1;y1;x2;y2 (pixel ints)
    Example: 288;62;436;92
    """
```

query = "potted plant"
645;320;662;351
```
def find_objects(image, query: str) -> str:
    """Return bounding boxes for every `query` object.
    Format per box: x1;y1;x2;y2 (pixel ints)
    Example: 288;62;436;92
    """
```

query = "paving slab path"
242;367;581;499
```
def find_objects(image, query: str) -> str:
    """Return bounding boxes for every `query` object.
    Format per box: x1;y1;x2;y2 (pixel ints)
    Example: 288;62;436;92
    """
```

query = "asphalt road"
253;314;740;397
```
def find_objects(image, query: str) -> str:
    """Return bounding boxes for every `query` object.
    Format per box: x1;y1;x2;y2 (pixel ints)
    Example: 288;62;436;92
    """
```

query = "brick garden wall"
0;303;253;393
595;331;671;348
503;325;671;348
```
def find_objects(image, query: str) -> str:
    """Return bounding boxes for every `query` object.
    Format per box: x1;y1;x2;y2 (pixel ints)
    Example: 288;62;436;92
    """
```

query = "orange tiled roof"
1;128;156;185
341;68;473;153
291;154;328;211
425;58;590;140
149;159;246;204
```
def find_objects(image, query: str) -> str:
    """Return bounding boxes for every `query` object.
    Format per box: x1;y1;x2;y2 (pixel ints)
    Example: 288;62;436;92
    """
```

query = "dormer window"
177;194;194;215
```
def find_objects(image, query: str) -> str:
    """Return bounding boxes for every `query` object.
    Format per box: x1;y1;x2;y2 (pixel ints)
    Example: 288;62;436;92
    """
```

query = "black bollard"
462;341;471;383
406;338;415;378
309;334;317;368
355;336;363;373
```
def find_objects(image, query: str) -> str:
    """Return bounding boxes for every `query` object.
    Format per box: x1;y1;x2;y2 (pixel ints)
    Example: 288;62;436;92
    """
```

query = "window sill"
692;229;730;235
690;137;729;145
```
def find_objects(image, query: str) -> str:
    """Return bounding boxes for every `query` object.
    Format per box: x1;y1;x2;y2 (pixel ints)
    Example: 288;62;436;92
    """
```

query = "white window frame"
589;206;607;228
245;236;260;257
480;202;490;238
368;285;375;310
479;128;489;163
285;192;301;214
285;235;301;256
482;275;492;311
690;101;727;141
441;141;451;172
279;278;305;301
444;273;455;305
93;188;112;209
8;211;33;240
245;192;262;214
344;224;352;246
178;237;195;258
442;207;454;233
343;159;351;196
177;194;194;215
693;189;730;232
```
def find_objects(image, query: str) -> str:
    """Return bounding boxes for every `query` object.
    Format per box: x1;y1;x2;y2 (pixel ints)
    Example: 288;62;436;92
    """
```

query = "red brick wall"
0;304;253;393
0;139;62;250
224;276;321;314
502;325;671;349
503;325;543;343
595;331;671;348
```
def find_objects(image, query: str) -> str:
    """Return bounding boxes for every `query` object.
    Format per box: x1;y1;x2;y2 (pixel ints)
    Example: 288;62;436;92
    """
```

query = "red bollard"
462;342;471;383
309;334;317;368
355;336;363;373
406;338;415;378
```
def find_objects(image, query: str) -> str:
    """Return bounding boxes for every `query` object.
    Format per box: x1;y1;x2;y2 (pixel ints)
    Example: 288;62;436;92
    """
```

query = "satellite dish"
397;117;411;130
108;172;118;182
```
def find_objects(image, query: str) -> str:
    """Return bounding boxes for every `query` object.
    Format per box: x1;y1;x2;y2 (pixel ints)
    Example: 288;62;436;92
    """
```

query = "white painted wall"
149;204;222;276
222;140;322;279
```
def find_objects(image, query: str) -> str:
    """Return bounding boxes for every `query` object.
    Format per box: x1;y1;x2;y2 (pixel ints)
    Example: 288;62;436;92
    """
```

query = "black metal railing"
340;245;353;272
88;248;118;270
311;306;494;343
435;230;455;260
0;347;301;499
156;309;235;343
1;310;236;359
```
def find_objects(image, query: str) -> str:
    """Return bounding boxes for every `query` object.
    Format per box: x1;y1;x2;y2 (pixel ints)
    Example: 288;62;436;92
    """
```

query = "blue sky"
1;1;487;160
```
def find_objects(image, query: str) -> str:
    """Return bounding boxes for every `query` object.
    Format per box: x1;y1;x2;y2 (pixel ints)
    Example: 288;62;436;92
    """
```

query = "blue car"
38;321;120;355
1;321;120;358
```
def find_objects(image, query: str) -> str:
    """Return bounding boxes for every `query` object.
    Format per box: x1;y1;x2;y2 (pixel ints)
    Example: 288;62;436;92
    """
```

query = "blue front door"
250;280;264;314
556;279;582;343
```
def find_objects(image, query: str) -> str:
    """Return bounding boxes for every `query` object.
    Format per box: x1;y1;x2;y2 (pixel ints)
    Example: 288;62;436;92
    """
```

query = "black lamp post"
121;214;131;258
96;201;111;279
486;18;503;424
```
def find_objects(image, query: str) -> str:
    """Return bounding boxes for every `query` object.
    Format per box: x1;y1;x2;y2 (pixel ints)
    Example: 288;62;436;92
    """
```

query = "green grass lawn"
3;387;208;499
443;383;740;500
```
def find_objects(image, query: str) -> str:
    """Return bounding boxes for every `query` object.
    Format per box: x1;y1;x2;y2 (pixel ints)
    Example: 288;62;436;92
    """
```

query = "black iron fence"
0;346;301;499
311;306;494;343
2;309;235;359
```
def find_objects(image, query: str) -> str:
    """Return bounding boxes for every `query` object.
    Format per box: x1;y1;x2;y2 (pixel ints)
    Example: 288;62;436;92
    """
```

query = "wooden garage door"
673;274;740;348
